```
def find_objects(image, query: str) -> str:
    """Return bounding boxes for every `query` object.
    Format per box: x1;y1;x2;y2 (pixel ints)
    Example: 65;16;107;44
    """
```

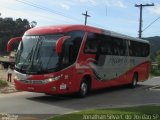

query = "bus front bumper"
14;79;76;95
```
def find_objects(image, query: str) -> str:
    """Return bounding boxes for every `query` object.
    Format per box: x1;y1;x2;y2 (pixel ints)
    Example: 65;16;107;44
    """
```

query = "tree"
30;21;37;28
155;51;160;68
0;17;34;55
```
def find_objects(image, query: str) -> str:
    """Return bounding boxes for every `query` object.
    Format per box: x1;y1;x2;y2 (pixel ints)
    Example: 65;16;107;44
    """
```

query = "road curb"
149;85;160;91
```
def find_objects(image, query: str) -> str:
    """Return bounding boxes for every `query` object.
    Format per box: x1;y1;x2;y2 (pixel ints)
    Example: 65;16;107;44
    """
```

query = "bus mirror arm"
56;36;71;55
7;37;22;52
86;58;96;63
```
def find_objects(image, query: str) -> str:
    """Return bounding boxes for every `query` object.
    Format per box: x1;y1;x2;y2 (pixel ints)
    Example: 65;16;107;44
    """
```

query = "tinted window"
100;35;112;55
84;32;149;57
111;37;126;56
60;31;84;68
84;33;100;54
100;36;127;56
84;33;127;56
128;40;150;57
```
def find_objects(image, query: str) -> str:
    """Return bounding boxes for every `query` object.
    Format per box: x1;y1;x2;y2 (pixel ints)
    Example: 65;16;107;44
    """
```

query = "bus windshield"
15;34;63;74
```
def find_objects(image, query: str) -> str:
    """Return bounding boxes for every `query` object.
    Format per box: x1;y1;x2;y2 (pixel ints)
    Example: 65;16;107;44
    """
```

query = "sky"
0;0;160;38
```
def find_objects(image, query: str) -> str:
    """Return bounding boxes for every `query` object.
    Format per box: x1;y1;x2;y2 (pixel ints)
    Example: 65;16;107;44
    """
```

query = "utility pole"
82;11;91;25
135;3;154;38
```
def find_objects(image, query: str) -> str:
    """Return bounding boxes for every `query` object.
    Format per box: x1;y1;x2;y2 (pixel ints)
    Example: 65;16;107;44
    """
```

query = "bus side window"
128;40;150;57
67;31;84;63
100;35;112;55
60;31;84;67
84;33;99;54
128;40;133;56
110;37;127;56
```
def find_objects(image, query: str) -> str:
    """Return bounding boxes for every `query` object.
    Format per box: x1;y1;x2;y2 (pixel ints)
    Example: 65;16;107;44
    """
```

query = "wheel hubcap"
81;82;87;95
133;78;137;86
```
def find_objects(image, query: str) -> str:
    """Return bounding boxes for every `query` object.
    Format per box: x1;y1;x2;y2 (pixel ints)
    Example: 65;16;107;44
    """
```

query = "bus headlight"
48;78;54;82
45;74;63;83
14;75;20;81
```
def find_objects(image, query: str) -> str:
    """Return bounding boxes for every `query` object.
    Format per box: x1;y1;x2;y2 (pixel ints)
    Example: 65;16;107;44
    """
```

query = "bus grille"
20;80;46;84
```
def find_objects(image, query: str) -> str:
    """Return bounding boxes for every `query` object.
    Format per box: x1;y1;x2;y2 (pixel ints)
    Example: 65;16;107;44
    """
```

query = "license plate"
27;87;34;90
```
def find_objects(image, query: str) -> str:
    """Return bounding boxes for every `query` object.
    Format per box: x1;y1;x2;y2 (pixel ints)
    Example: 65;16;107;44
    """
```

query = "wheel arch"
133;71;139;81
81;74;92;90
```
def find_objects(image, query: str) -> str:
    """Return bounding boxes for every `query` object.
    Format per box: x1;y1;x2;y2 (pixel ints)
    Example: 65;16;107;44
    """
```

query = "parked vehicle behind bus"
7;25;150;97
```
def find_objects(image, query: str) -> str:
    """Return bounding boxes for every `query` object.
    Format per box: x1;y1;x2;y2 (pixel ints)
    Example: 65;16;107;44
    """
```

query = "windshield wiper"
34;37;43;72
20;45;35;71
25;36;43;73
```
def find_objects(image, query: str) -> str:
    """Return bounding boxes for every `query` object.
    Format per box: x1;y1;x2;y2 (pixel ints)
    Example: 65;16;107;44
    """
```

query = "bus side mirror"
56;36;70;54
7;37;22;52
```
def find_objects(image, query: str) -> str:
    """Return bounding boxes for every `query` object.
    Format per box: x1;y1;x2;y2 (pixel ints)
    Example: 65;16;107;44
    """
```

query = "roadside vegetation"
0;80;8;88
49;105;160;120
0;17;36;56
150;51;160;76
151;69;160;76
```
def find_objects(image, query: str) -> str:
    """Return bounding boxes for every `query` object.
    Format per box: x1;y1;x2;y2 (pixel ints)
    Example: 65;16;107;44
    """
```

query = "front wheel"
79;80;89;97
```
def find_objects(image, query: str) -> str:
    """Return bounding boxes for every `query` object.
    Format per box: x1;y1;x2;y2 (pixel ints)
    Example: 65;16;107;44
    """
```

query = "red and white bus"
7;25;150;97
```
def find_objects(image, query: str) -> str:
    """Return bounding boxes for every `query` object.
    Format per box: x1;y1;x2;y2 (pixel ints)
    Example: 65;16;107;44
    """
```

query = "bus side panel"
88;60;150;90
91;74;129;90
136;61;151;82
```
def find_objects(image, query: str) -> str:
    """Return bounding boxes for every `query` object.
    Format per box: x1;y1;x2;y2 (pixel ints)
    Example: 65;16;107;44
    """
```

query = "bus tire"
130;74;138;88
79;78;89;97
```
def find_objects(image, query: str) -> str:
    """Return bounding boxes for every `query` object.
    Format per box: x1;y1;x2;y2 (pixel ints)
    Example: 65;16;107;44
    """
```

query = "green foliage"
30;21;37;28
0;17;34;55
150;50;160;76
151;69;160;76
145;36;160;56
0;80;8;88
155;51;160;66
144;37;160;76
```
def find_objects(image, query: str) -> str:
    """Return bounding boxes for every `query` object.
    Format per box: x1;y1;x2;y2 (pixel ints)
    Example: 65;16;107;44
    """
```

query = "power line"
135;3;154;38
15;0;108;29
142;16;160;32
15;0;83;23
6;6;60;23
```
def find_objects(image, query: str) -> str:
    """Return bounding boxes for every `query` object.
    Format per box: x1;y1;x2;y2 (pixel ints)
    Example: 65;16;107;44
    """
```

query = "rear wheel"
130;74;138;88
79;79;89;97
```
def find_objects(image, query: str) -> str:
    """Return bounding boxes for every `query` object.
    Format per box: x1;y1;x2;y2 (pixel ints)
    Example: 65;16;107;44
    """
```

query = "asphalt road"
0;77;160;120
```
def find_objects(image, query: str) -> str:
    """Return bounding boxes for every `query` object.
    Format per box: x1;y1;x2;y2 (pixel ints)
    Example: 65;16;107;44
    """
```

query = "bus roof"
102;29;149;43
25;24;149;44
25;25;101;35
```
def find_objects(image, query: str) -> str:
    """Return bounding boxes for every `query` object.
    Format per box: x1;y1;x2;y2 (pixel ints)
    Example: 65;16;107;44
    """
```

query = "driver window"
84;32;100;54
60;31;84;67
